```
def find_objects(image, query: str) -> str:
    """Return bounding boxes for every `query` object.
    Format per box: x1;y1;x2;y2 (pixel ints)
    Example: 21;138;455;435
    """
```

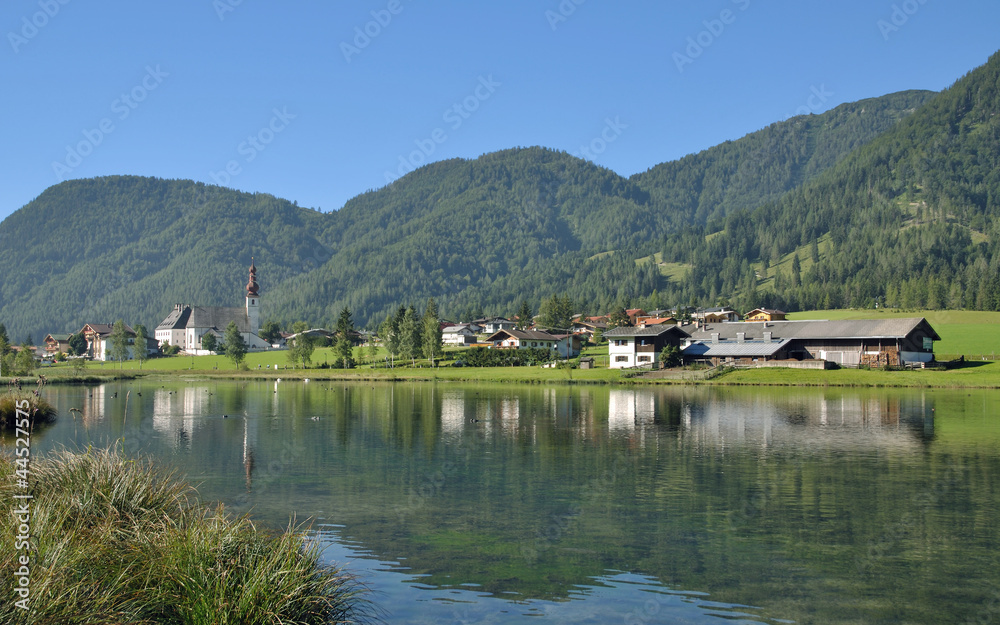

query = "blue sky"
3;0;999;222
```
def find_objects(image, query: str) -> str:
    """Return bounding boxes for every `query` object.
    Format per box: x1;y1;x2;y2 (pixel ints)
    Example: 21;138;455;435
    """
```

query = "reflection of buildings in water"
152;387;208;449
681;393;931;451
499;397;520;437
441;393;465;438
80;385;107;425
608;390;655;432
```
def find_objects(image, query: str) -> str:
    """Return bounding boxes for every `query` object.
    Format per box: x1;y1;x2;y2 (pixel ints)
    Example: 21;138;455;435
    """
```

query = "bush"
0;391;57;429
460;347;555;367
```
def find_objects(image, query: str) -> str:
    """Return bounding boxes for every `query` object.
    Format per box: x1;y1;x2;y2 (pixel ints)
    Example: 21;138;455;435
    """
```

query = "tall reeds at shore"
0;448;376;624
0;391;57;429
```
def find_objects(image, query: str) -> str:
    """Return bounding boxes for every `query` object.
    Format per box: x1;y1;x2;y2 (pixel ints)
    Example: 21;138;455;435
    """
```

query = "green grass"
635;252;692;283
710;361;1000;388
0;448;375;624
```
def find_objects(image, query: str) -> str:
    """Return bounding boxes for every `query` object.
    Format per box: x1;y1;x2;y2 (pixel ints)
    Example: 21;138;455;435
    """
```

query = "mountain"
663;50;1000;313
632;90;935;226
0;177;329;343
0;84;945;342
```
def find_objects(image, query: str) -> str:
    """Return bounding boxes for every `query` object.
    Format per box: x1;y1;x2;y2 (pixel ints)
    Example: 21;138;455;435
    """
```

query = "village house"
77;323;155;361
43;333;72;355
636;316;675;328
475;317;516;334
743;308;787;322
605;325;688;369
694;307;740;324
485;329;582;358
571;319;608;342
155;260;270;354
442;324;478;346
625;308;648;325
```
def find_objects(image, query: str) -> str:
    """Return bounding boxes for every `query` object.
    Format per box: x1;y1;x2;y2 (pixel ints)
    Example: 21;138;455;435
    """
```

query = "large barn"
682;318;940;367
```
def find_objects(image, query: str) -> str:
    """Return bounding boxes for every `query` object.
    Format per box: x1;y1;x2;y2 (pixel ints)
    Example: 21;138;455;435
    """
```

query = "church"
155;259;272;354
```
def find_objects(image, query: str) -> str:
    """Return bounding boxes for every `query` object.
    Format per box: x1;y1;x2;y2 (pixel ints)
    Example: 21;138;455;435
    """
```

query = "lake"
8;380;1000;624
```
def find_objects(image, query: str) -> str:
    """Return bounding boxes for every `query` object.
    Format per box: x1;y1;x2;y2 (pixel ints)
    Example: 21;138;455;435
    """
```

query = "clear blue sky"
3;0;999;222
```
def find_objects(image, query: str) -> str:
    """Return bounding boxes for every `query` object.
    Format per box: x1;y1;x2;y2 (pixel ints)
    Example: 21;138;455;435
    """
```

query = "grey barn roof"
683;339;792;358
686;318;940;342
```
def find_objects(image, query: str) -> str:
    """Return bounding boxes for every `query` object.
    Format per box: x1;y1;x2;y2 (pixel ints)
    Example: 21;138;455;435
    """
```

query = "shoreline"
10;360;1000;389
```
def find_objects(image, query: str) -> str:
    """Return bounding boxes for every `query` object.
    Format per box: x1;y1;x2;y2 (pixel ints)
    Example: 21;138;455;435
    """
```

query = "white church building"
155;259;271;354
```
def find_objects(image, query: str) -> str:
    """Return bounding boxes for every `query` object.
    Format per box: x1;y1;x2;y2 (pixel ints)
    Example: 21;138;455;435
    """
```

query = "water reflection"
16;381;1000;625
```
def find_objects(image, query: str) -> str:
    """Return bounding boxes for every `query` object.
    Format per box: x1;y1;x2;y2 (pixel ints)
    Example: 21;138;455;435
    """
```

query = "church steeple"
246;257;260;297
246;258;260;334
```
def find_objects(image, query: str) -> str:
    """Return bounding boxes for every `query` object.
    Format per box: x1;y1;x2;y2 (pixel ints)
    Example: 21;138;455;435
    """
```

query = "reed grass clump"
0;448;375;624
0;391;57;429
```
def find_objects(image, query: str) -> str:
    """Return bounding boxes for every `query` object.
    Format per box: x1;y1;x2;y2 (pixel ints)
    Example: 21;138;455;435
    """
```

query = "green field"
712;361;1000;388
786;309;1000;358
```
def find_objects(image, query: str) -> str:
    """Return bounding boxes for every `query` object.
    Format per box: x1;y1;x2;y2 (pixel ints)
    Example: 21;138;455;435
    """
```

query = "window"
615;356;629;362
638;356;651;362
614;339;627;347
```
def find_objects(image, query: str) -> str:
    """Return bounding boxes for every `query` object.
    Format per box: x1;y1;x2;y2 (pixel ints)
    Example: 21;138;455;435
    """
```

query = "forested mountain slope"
662;50;1000;313
632;90;935;225
0;84;945;341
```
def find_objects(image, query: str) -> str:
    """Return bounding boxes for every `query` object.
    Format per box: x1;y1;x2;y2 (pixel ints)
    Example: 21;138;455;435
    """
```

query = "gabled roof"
443;325;476;335
687;318;940;341
45;333;72;342
486;329;563;342
744;308;786;316
604;325;687;338
638;317;675;326
156;306;192;330
81;323;135;337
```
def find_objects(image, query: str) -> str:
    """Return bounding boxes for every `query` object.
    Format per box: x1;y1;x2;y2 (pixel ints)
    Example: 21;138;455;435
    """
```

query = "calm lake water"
7;380;1000;624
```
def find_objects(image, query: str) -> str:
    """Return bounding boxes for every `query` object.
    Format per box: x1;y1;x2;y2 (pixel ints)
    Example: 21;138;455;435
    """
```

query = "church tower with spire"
246;258;260;334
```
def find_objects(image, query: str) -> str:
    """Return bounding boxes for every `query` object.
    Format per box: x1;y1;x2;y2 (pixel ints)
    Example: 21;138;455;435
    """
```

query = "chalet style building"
43;333;71;355
743;309;787;322
605;325;688;369
155;260;270;354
